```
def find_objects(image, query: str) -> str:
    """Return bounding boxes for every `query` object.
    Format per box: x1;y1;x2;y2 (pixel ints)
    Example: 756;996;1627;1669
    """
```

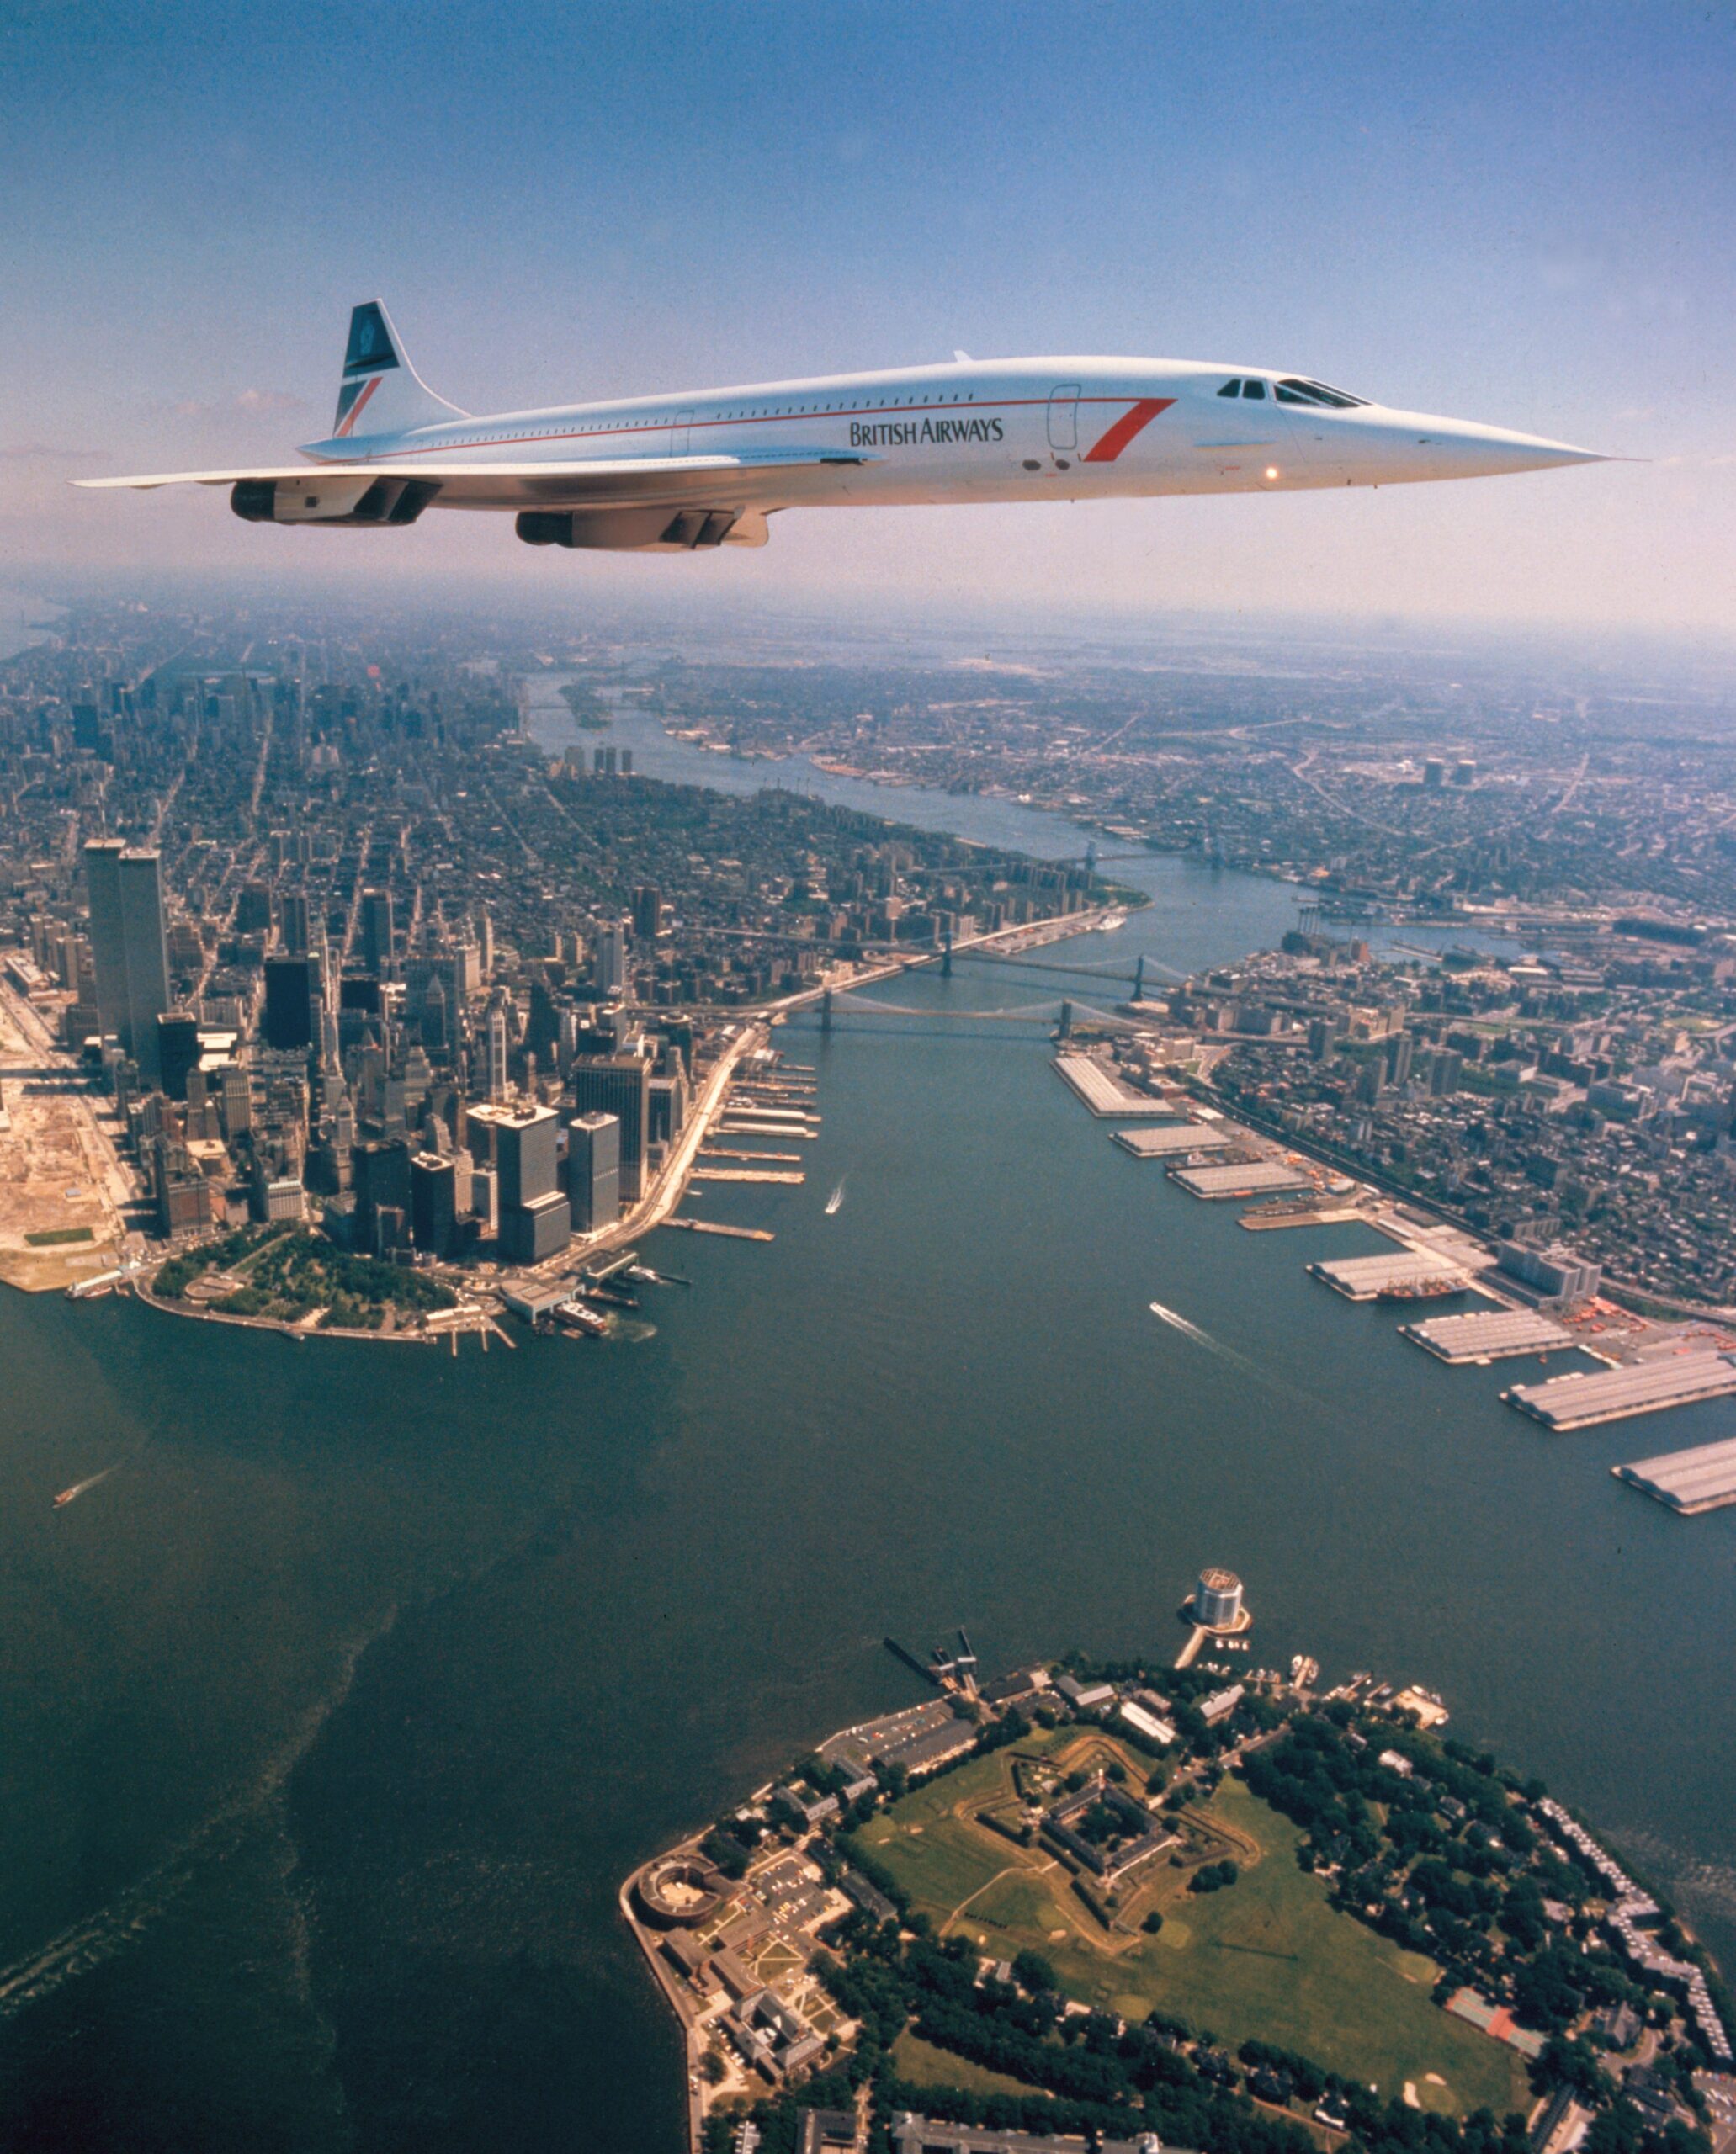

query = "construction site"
0;980;133;1293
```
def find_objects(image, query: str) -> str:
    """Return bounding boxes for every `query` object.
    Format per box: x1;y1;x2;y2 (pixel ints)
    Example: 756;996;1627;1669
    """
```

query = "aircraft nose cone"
1398;413;1608;475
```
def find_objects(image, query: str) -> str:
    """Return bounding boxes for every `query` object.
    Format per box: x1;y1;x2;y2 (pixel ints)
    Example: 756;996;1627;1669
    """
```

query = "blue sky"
3;0;1732;629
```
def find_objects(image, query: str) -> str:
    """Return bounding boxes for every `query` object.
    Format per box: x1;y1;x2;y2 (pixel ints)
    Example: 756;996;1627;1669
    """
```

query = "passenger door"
1046;383;1080;456
669;409;694;457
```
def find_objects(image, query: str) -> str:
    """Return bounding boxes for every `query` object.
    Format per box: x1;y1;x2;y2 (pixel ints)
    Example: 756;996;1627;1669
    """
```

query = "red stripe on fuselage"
1082;398;1175;463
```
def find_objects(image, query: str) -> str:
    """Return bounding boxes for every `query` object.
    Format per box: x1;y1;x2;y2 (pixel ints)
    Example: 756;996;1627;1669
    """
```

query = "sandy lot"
0;986;129;1292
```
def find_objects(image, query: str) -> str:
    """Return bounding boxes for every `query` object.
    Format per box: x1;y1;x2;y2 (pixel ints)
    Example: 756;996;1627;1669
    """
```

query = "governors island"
624;1611;1735;2154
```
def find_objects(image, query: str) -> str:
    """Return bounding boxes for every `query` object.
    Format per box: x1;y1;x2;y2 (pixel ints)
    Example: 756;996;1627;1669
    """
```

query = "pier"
1612;1433;1736;1515
1505;1351;1736;1431
1171;1159;1316;1200
663;1217;775;1242
688;1167;804;1186
1113;1122;1240;1156
1402;1308;1575;1363
1308;1250;1473;1302
1053;1053;1178;1117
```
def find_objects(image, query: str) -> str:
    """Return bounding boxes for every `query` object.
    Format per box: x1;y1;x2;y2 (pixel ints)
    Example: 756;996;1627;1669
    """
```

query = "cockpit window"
1240;379;1266;400
1276;378;1367;408
1217;379;1241;397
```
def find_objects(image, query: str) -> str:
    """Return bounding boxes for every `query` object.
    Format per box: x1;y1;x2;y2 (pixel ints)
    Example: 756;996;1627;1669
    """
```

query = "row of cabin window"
1217;377;1366;408
474;392;979;441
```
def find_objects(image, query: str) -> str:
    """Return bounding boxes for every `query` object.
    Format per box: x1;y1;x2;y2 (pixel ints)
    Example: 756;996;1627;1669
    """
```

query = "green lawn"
866;1759;1527;2118
24;1226;93;1247
892;2029;1046;2102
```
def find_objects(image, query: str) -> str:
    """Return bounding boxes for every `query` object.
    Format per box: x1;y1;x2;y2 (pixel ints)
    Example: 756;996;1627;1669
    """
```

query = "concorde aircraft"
78;300;1605;553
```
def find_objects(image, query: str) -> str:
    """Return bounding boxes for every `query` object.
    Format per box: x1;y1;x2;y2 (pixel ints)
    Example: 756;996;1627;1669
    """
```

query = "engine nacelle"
231;478;438;526
515;507;767;550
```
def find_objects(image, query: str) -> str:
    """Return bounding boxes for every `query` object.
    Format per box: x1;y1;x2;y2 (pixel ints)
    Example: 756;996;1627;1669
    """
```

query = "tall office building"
85;839;172;1085
631;885;662;942
648;1070;687;1149
485;990;511;1101
594;924;627;998
495;1105;557;1212
155;1011;202;1102
263;953;319;1053
279;890;311;956
218;1064;252;1140
410;1153;460;1259
235;881;273;935
354;1137;413;1254
360;889;396;979
565;1110;620;1232
485;1103;569;1265
569;1055;650;1201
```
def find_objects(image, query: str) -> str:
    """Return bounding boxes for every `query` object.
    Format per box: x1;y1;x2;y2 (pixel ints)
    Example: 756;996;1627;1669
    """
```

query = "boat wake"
1148;1299;1219;1351
53;1465;118;1509
1147;1299;1299;1399
0;1605;400;2023
825;1177;847;1216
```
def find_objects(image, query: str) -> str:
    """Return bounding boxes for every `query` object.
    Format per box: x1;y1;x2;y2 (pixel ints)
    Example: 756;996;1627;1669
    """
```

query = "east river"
0;679;1732;2152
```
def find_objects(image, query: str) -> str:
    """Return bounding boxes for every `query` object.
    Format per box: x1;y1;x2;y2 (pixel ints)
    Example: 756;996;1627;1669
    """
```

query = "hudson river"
1;682;1732;2152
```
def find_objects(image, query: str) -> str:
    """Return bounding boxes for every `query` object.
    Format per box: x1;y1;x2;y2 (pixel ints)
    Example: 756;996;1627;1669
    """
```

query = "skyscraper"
495;1104;558;1214
85;839;172;1085
569;1055;650;1201
410;1152;459;1259
479;1103;569;1264
279;890;311;956
263;953;319;1052
565;1110;620;1232
631;885;662;942
155;1010;202;1102
354;1137;413;1254
485;989;511;1101
360;889;396;978
594;924;627;998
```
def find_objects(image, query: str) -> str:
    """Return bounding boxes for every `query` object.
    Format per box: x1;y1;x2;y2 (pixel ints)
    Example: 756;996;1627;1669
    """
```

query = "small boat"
552;1299;608;1337
52;1487;79;1509
825;1178;847;1216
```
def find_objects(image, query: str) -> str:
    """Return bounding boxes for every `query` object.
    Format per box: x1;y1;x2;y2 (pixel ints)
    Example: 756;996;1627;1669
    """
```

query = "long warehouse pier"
1309;1250;1473;1302
1505;1351;1736;1430
1053;1054;1179;1117
1402;1308;1576;1363
1172;1159;1316;1199
1113;1123;1239;1157
1612;1434;1736;1515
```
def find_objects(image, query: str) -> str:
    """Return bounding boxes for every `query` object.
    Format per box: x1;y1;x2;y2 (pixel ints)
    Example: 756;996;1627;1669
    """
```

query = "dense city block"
0;601;1102;1305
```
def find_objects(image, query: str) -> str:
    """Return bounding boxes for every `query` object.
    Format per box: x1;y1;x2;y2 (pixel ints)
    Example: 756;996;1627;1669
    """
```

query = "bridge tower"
820;987;832;1035
942;921;953;979
1134;952;1146;1001
1086;839;1098;876
1058;999;1073;1042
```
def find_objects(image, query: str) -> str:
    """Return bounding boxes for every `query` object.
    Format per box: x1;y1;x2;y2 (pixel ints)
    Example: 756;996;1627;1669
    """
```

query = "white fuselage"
304;356;1600;517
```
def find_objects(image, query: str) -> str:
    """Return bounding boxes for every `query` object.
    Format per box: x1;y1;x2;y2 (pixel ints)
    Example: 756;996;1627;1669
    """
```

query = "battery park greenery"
152;1223;456;1330
656;1653;1733;2154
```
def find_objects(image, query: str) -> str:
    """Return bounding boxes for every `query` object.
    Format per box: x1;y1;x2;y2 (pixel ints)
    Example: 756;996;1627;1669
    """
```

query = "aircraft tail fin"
330;300;468;439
